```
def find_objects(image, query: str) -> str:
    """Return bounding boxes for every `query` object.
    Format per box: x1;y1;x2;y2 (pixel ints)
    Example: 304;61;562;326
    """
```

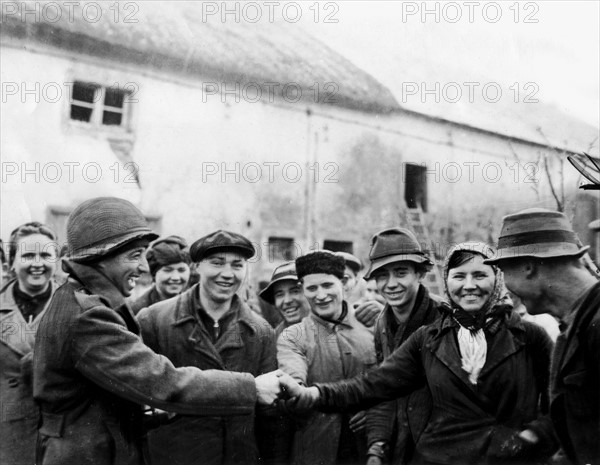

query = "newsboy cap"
190;230;255;262
66;197;158;262
259;261;300;305
335;252;363;275
147;235;191;276
484;208;589;264
295;250;345;281
363;228;433;280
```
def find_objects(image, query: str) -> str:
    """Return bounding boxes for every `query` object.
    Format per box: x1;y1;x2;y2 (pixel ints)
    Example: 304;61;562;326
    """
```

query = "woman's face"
13;233;57;295
447;254;496;313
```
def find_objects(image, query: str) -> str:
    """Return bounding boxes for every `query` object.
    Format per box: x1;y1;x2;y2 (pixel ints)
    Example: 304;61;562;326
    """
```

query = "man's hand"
277;371;304;398
286;385;320;411
518;429;539;444
255;370;284;405
349;410;367;433
366;456;383;465
354;301;384;328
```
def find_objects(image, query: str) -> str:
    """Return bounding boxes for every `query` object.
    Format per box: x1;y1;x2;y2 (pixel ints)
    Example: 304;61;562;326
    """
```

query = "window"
70;81;131;129
322;240;353;254
404;163;428;212
267;236;297;261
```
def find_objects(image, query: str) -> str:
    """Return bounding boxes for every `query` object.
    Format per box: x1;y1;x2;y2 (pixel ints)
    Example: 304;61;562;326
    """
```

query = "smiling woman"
1;221;58;465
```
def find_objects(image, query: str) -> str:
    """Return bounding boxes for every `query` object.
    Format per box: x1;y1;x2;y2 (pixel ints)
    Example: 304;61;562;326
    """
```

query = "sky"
300;1;600;128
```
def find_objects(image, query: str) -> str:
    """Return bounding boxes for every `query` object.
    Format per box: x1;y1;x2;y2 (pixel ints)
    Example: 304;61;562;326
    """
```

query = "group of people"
0;196;597;465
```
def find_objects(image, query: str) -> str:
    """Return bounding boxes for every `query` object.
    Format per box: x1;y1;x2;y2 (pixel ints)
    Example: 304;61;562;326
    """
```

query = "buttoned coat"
33;261;257;465
0;280;56;465
277;305;377;465
550;281;600;465
366;285;442;464
317;312;558;464
137;286;280;465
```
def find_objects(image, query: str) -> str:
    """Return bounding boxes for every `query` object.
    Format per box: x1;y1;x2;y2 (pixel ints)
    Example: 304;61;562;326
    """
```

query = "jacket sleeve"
71;301;257;416
366;323;396;450
256;324;291;465
277;326;308;385
136;307;159;352
316;327;427;412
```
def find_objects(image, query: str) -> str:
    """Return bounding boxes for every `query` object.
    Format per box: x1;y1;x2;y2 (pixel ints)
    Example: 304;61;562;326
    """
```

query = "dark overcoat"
366;285;442;464
550;281;600;465
137;287;282;465
33;261;257;465
317;312;558;464
0;280;55;465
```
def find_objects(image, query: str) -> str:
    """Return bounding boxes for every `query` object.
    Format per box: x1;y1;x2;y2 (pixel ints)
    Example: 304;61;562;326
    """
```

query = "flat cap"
190;230;255;262
335;251;363;275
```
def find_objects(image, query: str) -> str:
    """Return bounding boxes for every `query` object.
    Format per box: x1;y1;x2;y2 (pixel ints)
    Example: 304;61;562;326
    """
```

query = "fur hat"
295;251;345;280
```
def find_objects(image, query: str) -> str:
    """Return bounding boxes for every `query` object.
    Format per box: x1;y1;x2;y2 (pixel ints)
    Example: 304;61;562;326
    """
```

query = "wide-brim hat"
259;261;300;305
484;208;589;265
364;227;433;280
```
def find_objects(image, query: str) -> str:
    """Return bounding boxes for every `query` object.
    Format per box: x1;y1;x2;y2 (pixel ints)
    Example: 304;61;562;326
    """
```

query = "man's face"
155;262;191;299
198;252;246;304
13;233;58;296
341;266;358;298
302;273;344;320
98;240;150;297
273;280;309;325
373;261;423;314
365;278;386;305
496;259;542;314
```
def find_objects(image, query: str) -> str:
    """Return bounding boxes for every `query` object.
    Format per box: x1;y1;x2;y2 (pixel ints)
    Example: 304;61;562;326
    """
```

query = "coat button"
8;378;19;387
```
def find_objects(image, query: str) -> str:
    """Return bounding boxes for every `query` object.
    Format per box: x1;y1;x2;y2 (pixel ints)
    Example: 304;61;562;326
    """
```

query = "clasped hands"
255;370;320;408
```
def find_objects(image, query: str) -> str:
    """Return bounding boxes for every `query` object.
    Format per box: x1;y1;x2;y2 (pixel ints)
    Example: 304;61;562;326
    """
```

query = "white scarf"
457;326;487;385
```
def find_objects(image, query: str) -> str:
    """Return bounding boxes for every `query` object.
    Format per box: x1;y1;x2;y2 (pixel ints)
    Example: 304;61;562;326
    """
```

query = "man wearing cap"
277;251;376;465
137;230;284;465
259;261;310;337
33;198;287;465
337;251;384;328
486;208;599;465
363;228;443;465
130;235;191;314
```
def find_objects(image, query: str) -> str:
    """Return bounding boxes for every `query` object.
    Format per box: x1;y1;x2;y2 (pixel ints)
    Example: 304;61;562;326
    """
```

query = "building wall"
1;44;594;284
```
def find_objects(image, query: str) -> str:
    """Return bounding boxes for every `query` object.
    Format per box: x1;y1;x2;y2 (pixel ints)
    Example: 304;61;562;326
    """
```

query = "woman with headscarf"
130;235;191;314
0;222;59;465
285;242;559;464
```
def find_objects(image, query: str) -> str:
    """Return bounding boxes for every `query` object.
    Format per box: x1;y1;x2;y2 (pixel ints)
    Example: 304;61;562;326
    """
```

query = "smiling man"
259;261;310;337
363;228;443;465
137;230;284;465
34;198;285;465
277;251;375;465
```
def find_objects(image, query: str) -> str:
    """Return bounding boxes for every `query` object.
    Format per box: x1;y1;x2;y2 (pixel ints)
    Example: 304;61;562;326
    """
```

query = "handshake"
254;370;320;408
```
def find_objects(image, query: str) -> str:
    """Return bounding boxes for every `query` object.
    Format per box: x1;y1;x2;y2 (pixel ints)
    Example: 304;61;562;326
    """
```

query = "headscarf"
442;242;513;384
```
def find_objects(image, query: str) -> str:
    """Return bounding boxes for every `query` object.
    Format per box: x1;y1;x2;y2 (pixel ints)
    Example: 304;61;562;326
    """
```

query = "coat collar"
170;284;260;369
426;311;526;387
308;301;353;331
0;280;57;355
63;260;127;309
171;284;259;332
